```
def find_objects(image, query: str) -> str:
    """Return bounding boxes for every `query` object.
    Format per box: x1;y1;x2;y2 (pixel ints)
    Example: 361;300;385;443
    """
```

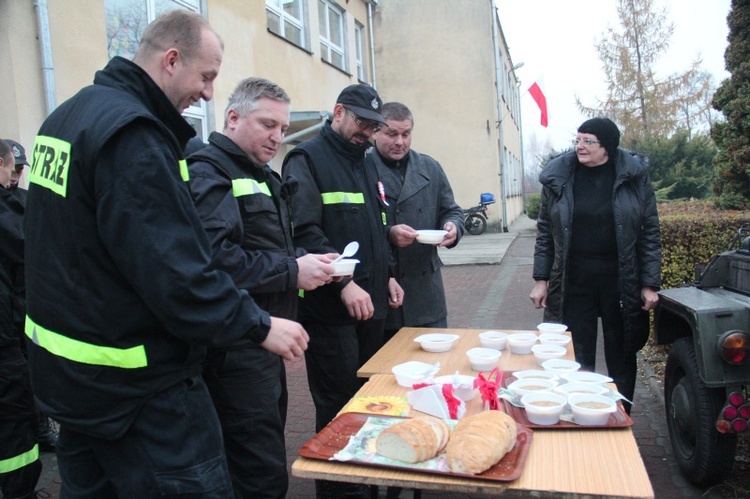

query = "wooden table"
358;327;576;378
293;327;655;498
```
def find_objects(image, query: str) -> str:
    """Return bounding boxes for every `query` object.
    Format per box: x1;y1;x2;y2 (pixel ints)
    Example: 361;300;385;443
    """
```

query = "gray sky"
495;0;731;153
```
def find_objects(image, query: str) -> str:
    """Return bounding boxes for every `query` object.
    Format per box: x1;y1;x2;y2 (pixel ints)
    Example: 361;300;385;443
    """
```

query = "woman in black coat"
530;118;662;412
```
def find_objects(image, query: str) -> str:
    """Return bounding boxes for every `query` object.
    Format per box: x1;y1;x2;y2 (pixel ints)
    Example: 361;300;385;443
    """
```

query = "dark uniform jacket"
24;56;271;438
0;188;24;347
282;121;392;325
532;149;662;354
366;149;464;329
188;131;304;324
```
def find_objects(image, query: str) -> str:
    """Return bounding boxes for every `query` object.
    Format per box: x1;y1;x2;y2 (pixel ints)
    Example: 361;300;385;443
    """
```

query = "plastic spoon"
331;241;359;264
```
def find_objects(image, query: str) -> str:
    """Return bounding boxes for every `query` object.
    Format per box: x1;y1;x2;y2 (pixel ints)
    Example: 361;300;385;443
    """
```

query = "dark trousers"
56;376;233;499
304;318;385;499
563;258;636;412
0;347;41;499
202;346;288;499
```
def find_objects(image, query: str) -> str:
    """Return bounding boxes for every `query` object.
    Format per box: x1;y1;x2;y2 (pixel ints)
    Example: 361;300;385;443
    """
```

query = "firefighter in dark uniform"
23;11;308;497
282;84;404;499
187;77;336;499
0;140;40;499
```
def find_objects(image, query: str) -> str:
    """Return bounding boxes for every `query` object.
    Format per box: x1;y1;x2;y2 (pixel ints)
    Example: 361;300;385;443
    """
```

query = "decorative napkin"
407;383;466;419
344;396;410;416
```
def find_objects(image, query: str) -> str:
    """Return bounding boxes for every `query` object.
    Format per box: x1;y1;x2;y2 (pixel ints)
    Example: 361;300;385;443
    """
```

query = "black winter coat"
532;149;661;354
24;57;270;438
188;132;304;323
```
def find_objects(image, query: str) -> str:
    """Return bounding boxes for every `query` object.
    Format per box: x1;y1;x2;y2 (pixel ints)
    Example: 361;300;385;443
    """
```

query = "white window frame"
266;0;307;50
105;0;210;140
319;0;347;72
354;22;366;81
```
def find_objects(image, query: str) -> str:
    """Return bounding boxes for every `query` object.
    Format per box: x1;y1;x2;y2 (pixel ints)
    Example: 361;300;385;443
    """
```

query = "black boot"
38;413;58;452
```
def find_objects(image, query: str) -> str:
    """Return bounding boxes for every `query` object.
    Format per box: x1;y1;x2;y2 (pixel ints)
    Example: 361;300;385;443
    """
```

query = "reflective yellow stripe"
25;316;148;369
0;444;38;473
232;178;272;197
29;135;71;197
320;192;365;204
179;159;189;182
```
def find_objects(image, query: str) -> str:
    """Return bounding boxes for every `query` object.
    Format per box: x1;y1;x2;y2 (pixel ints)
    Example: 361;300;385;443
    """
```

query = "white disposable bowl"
568;393;618;425
507;333;538;354
466;347;502;371
538;333;572;348
413;333;459;353
508;378;557;397
512;370;559;383
537;322;568;335
541;359;581;378
391;361;435;387
434;374;478;401
531;344;568;366
415;229;447;245
554;382;609;399
331;258;359;277
478;330;508;350
521;392;567;425
562;371;614;385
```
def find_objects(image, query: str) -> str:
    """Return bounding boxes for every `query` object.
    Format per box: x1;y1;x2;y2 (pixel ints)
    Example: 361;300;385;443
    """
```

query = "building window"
266;0;307;49
318;0;346;71
104;0;210;140
354;22;366;81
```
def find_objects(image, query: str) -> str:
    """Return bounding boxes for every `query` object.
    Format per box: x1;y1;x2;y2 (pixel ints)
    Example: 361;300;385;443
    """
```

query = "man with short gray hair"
188;77;336;499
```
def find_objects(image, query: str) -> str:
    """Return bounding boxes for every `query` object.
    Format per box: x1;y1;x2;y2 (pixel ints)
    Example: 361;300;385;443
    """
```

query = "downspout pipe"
34;0;56;115
367;0;378;89
491;2;508;232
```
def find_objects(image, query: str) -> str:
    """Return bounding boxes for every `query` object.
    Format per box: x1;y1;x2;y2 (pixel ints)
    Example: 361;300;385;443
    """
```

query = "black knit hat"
577;118;620;158
336;84;386;124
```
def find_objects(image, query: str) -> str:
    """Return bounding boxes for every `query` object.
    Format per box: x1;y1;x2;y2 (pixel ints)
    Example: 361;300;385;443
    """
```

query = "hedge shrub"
525;193;541;220
658;200;750;289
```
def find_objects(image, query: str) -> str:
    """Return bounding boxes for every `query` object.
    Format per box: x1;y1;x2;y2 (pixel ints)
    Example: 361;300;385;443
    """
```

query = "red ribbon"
441;383;462;419
474;367;503;410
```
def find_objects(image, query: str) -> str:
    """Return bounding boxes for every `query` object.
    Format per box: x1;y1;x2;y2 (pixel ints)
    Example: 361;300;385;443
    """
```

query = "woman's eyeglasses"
572;138;601;147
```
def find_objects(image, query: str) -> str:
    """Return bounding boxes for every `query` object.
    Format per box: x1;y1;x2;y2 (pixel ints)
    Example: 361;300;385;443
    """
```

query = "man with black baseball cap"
4;139;29;190
283;84;403;498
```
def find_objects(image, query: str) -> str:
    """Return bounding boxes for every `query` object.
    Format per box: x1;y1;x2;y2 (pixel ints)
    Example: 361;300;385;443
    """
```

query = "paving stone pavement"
27;215;729;498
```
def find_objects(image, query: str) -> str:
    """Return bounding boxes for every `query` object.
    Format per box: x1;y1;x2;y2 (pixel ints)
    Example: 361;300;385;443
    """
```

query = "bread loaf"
375;417;451;463
446;411;518;474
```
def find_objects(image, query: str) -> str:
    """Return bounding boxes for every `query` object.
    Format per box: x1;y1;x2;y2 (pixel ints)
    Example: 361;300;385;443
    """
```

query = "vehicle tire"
664;337;737;486
465;215;486;235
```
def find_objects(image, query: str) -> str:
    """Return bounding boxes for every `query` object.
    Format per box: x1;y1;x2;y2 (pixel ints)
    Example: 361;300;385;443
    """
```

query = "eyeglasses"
572;138;601;147
345;108;381;132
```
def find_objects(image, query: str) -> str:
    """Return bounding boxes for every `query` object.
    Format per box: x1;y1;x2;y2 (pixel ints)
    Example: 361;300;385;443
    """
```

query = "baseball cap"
336;84;386;124
5;139;29;166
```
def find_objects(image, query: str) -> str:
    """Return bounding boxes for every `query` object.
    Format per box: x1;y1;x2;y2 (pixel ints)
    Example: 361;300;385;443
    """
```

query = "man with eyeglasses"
283;84;403;499
530;117;661;414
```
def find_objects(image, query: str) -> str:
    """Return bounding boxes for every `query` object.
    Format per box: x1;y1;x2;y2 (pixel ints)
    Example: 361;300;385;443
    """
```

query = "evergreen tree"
577;0;713;146
711;0;750;210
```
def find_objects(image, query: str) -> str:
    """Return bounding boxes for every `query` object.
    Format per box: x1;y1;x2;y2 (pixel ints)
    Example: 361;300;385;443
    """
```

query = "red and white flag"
528;79;548;128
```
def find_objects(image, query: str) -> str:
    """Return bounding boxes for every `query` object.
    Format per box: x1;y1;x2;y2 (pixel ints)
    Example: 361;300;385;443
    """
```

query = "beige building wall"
2;0;375;176
2;0;524;224
373;0;524;230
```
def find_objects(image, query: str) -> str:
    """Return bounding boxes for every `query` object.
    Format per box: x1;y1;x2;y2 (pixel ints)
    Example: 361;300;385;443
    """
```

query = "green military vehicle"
653;226;750;486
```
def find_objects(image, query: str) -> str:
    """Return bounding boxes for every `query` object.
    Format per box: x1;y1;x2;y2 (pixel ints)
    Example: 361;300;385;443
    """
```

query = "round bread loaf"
446;410;518;474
